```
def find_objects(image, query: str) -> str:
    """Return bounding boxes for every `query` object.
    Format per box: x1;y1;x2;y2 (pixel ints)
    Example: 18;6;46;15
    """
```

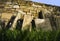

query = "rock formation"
0;0;60;31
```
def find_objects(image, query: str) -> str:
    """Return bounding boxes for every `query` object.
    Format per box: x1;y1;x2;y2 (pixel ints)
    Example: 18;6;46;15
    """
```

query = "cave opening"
38;11;43;19
6;15;16;29
31;19;36;30
16;19;23;30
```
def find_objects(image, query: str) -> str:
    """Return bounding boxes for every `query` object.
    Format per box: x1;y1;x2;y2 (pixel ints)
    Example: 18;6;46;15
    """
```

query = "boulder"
35;18;52;31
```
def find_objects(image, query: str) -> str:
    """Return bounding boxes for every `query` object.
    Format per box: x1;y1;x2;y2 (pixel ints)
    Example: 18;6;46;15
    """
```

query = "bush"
0;29;60;41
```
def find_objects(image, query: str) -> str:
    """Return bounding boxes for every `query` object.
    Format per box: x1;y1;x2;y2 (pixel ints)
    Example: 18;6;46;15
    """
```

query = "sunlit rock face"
0;0;60;31
35;19;52;31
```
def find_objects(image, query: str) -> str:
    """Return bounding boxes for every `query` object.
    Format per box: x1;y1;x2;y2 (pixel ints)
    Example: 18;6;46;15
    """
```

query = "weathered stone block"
35;19;52;31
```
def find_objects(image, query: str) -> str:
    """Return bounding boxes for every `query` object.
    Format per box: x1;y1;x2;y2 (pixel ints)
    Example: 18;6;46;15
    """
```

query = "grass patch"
0;29;60;41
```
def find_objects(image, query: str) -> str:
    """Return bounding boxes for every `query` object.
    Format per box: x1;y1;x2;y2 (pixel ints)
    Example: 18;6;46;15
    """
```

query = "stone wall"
0;1;57;21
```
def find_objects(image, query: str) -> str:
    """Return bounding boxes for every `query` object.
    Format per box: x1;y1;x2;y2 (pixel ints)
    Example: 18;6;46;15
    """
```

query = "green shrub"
0;29;60;41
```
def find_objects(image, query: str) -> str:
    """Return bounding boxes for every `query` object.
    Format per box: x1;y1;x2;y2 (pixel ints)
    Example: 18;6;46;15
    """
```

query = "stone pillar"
22;13;33;31
10;10;25;30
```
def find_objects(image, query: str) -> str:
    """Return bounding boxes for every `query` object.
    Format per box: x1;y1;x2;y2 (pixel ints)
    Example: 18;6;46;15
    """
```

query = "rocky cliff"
0;0;60;31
